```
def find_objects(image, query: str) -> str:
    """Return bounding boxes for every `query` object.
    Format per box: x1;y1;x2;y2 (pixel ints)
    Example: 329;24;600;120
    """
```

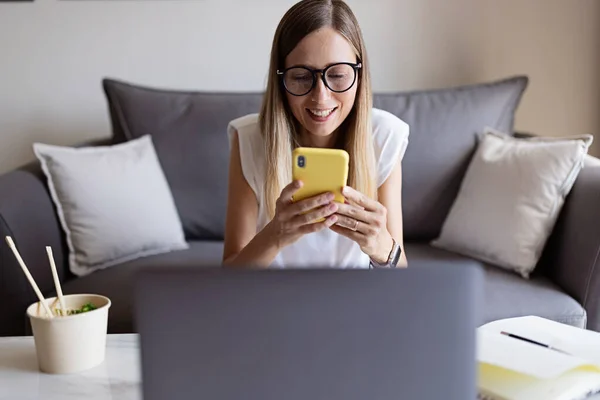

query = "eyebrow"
284;60;358;70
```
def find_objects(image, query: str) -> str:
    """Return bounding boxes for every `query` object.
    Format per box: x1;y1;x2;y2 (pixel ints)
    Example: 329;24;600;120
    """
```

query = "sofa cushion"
373;76;528;240
405;243;587;329
57;241;224;333
103;78;264;241
57;240;585;334
103;76;527;243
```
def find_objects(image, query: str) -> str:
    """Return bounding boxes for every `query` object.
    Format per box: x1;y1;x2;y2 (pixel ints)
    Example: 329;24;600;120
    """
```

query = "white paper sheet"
477;329;600;379
479;316;600;365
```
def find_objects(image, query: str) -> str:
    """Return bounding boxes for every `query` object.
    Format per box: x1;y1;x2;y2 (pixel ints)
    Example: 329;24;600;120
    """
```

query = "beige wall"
0;0;598;173
474;0;600;144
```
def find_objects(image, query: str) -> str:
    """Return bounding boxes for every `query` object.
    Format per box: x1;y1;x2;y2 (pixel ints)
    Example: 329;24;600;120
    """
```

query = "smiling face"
283;27;359;147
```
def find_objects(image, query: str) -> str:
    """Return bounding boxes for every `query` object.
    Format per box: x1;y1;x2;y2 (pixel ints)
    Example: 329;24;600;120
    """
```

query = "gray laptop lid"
135;264;483;400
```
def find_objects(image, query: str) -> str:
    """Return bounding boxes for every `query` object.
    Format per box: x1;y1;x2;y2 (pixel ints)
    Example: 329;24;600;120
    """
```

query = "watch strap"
370;238;401;268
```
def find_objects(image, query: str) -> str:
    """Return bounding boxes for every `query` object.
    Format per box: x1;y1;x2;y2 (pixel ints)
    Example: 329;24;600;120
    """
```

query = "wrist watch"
370;238;402;268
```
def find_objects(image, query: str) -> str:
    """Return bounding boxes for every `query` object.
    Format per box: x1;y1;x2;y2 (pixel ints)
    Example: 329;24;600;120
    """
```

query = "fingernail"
342;186;348;195
296;180;302;187
329;203;337;211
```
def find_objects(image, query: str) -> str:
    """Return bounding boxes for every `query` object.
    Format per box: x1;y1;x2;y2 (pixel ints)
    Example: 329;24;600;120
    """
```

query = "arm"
0;137;114;336
0;167;67;336
540;156;600;331
221;130;280;268
377;156;408;268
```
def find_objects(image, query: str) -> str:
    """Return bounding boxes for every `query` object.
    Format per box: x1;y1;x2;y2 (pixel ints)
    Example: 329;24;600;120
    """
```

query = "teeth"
309;108;335;117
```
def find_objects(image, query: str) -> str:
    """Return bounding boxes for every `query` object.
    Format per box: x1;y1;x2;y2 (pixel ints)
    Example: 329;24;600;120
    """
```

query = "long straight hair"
259;0;376;219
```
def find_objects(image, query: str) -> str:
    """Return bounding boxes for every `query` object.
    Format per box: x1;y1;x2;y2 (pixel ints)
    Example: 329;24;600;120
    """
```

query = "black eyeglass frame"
276;62;362;97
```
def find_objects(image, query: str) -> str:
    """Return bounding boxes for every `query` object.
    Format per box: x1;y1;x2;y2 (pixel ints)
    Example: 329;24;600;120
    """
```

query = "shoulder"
227;113;261;142
227;113;264;160
371;108;410;145
371;108;410;187
226;113;264;198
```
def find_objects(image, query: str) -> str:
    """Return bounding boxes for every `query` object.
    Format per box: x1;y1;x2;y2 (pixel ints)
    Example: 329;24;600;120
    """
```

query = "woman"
223;0;409;269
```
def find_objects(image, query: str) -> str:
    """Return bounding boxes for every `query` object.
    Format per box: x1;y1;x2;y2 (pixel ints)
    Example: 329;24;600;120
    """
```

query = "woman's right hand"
264;180;338;250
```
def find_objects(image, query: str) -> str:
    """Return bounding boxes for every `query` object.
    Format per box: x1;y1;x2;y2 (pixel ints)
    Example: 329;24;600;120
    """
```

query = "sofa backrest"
103;76;527;242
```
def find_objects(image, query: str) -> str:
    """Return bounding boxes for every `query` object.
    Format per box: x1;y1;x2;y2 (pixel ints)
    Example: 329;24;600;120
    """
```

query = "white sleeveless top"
227;108;409;269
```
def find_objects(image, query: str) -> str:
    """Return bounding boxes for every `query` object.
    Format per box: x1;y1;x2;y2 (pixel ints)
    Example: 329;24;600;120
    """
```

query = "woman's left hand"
329;186;394;264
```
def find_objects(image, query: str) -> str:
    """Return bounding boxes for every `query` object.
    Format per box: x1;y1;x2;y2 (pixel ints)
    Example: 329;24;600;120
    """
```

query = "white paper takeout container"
26;293;111;374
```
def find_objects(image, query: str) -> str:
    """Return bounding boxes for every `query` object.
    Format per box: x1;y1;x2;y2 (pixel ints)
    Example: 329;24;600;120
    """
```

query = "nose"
311;73;331;103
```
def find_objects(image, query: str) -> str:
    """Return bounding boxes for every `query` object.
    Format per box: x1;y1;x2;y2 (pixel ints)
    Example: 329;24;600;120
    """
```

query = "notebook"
477;316;600;400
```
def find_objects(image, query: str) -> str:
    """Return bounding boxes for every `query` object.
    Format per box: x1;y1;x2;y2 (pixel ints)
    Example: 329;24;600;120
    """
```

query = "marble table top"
0;334;140;400
3;333;600;400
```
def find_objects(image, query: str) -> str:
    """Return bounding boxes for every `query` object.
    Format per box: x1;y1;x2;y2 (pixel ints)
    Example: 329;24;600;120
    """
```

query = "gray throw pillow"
33;135;189;276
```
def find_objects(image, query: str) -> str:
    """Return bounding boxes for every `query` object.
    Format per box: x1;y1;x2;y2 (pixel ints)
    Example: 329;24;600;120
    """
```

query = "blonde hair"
259;0;376;219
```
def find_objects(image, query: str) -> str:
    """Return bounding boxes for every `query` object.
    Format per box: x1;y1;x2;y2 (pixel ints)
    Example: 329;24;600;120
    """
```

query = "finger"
335;203;373;224
335;215;376;236
343;195;364;209
329;224;364;242
289;202;338;228
289;192;335;216
278;180;304;205
299;214;338;234
334;215;362;233
342;186;380;212
344;198;364;209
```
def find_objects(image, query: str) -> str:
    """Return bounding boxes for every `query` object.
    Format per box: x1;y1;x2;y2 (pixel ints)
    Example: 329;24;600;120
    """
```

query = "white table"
2;333;600;400
0;334;140;400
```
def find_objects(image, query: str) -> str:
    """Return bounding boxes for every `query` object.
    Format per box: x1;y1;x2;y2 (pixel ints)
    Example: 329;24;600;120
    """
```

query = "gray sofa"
1;75;599;337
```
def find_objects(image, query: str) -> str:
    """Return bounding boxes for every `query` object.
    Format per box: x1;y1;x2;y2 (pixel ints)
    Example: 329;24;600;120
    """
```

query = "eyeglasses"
277;62;362;96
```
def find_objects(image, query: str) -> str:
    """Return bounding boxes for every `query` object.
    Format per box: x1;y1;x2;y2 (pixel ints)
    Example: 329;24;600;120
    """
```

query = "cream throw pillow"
34;135;189;277
431;128;593;278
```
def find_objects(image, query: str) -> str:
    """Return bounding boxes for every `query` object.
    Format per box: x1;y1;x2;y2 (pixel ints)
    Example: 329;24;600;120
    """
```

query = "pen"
500;331;571;355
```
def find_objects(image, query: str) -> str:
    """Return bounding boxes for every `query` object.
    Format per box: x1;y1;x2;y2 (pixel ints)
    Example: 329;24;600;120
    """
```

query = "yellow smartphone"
291;147;349;221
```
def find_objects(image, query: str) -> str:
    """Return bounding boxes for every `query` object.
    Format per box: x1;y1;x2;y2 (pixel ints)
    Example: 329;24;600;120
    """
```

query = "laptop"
134;262;483;400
